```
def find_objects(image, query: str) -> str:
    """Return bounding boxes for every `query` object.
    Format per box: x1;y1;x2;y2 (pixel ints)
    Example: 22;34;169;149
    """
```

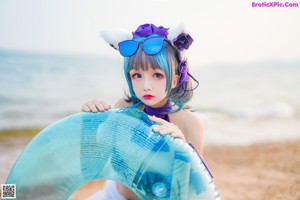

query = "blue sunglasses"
118;37;166;57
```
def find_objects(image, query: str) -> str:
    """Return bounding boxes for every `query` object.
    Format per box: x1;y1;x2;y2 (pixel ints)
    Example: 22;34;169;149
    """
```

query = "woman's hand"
148;115;186;141
81;100;111;112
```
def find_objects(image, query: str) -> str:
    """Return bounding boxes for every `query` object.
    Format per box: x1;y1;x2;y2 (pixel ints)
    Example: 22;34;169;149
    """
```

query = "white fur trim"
167;23;187;41
100;30;133;50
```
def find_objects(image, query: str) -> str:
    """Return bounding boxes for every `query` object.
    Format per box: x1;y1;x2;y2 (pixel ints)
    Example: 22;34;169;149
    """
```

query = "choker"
143;102;172;122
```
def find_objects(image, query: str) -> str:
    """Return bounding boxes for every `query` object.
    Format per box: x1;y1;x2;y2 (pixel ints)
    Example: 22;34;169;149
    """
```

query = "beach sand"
1;130;299;200
71;140;300;200
203;140;300;200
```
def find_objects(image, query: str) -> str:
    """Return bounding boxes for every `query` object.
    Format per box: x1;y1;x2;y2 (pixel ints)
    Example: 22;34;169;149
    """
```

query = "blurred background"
1;1;300;199
1;0;299;145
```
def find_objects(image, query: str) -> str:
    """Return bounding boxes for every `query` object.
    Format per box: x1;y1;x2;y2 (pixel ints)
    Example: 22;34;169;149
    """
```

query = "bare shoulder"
172;109;203;129
114;98;132;108
183;109;203;125
170;109;204;155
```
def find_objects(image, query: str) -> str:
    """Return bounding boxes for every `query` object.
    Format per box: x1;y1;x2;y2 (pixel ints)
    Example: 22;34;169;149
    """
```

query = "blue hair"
123;35;193;111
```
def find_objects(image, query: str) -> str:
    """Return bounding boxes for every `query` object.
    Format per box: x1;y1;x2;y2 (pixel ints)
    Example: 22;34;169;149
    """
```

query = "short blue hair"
123;35;193;110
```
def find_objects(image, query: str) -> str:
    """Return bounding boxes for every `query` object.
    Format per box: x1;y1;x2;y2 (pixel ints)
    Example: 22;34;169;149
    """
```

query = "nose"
142;78;152;91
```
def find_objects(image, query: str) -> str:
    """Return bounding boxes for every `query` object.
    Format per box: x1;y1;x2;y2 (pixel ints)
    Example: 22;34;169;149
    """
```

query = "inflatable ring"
6;108;220;199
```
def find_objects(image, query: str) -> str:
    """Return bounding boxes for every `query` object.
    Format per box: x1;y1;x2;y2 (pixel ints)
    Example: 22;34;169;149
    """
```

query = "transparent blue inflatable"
6;108;220;200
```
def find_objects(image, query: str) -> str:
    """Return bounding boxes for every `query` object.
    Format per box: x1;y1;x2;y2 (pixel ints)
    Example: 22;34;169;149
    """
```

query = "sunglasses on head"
118;37;167;57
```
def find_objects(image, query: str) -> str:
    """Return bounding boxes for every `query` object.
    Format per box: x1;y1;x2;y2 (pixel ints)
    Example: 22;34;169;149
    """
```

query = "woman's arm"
114;98;132;108
184;113;204;156
81;99;111;112
81;98;132;112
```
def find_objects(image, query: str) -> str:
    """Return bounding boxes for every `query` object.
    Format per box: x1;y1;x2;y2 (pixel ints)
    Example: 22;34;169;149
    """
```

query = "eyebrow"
129;68;164;73
129;69;140;72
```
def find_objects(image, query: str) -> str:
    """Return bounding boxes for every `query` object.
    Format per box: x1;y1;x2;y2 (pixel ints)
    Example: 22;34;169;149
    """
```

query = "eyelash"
153;73;164;79
130;72;165;79
131;73;142;79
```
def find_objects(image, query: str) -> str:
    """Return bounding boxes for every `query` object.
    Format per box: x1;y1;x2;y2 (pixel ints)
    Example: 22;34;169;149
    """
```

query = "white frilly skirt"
87;180;127;200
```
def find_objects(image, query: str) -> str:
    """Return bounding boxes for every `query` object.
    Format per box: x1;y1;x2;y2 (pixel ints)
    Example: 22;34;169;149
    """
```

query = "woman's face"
129;66;169;108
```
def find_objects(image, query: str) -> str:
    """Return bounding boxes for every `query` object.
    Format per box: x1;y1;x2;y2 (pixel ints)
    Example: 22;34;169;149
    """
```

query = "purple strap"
144;102;172;122
188;143;214;178
178;60;189;85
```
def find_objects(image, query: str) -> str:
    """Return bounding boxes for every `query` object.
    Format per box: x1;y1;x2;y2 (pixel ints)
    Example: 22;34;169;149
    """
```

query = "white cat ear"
167;23;194;60
167;23;187;41
100;30;133;50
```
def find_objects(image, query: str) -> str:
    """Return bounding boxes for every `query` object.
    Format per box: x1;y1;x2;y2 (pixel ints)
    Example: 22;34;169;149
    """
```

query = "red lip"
143;95;154;100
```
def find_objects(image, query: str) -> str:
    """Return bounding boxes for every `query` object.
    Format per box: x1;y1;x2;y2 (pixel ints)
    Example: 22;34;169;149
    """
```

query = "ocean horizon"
1;49;300;145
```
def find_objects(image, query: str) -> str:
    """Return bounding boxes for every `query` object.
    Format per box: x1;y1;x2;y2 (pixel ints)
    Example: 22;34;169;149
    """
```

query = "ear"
171;74;179;89
167;23;193;60
167;23;187;41
100;30;133;50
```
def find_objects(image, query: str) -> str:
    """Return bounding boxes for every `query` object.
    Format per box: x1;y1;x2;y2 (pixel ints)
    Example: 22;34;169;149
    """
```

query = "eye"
131;73;142;79
153;73;164;79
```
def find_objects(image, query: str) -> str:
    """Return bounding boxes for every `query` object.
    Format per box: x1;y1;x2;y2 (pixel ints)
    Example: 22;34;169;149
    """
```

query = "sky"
0;0;300;66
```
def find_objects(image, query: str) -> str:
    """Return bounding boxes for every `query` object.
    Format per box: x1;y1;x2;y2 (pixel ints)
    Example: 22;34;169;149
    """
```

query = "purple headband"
132;24;195;87
132;23;169;38
132;24;193;50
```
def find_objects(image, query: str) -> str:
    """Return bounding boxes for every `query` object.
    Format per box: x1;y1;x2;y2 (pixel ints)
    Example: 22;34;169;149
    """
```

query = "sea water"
0;50;124;129
0;50;300;145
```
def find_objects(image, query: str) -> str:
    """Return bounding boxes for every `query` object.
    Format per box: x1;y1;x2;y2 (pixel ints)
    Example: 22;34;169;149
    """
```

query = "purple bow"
173;33;193;51
132;23;169;38
178;60;189;85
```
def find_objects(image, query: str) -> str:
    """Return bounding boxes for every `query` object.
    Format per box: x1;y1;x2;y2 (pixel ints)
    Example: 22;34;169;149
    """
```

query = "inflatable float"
5;108;220;199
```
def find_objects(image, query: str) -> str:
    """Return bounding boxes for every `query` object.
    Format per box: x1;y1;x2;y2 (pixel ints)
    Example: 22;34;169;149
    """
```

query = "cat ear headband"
101;23;193;60
101;23;198;90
